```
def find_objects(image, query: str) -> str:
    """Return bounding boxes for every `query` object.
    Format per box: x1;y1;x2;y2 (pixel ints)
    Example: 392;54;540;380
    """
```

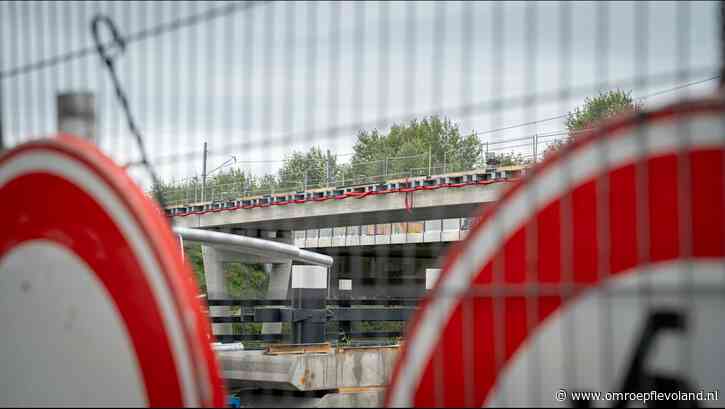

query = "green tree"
485;151;531;167
205;168;255;201
184;244;207;294
565;89;642;135
349;116;483;178
277;146;340;190
253;173;279;194
183;243;268;299
544;89;642;158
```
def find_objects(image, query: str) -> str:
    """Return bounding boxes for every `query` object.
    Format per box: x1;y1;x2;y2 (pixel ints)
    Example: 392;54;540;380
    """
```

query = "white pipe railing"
174;226;334;267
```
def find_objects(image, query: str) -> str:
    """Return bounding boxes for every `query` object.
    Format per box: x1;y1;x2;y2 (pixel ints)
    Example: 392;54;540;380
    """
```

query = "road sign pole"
57;92;96;142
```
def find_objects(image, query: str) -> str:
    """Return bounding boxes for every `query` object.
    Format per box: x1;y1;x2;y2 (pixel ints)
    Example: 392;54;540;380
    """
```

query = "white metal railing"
174;227;334;267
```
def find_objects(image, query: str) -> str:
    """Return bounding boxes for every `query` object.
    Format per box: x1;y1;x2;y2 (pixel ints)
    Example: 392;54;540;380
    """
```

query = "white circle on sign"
0;240;146;406
487;260;725;407
0;135;227;407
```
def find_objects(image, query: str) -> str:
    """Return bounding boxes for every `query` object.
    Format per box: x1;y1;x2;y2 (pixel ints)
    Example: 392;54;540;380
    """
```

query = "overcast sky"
0;1;720;188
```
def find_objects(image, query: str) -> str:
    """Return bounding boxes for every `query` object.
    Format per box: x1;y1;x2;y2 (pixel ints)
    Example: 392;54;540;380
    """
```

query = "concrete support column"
261;230;293;335
291;265;328;344
202;245;232;335
338;278;352;341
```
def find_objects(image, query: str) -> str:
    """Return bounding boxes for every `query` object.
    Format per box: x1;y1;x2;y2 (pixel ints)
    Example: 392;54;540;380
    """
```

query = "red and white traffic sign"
387;98;725;407
0;134;226;407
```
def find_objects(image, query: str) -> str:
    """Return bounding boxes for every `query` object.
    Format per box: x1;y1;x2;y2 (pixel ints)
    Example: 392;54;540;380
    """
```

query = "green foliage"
183;243;267;306
350;116;483;177
224;263;269;299
277;146;340;191
485;151;531;167
208;167;252;188
254;174;278;193
185;244;207;295
158;115;489;199
152;176;202;204
541;89;643;159
566;89;642;135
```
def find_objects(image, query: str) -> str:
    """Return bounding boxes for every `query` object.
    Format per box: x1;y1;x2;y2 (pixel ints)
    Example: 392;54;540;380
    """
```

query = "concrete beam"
218;345;400;391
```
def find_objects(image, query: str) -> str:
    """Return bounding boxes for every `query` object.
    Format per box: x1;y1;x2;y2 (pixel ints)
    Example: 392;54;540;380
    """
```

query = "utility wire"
0;1;264;79
187;74;718;165
92;15;168;211
473;74;720;137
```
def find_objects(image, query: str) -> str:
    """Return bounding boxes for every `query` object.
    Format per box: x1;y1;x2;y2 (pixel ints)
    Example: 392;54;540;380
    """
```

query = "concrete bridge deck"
172;180;512;231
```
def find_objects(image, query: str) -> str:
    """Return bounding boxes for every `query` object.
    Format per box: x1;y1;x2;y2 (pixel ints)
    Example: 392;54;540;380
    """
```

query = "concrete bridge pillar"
202;244;233;335
261;230;293;336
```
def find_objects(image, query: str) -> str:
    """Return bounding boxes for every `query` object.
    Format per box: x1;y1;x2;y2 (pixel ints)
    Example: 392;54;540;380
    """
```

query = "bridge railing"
159;153;518;208
206;297;420;349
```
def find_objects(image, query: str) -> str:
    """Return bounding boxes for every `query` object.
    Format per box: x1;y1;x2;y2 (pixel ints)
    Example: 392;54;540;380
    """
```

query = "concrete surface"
202;245;232;335
218;345;400;392
317;390;385;407
262;230;293;335
232;389;385;408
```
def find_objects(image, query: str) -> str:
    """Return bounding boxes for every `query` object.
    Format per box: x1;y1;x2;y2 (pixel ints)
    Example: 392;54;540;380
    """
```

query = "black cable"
91;15;168;212
475;75;721;138
1;1;264;80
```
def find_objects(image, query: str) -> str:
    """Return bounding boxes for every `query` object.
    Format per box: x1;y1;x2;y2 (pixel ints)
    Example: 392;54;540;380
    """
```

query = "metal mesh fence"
1;1;724;407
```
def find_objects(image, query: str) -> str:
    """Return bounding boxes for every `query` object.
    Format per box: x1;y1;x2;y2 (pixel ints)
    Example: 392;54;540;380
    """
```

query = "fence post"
201;142;208;202
57;92;96;142
485;141;489;168
428;146;432;176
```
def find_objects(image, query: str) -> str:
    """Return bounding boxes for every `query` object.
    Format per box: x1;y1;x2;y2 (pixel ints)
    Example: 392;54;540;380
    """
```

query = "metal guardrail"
207;297;420;345
161;161;513;208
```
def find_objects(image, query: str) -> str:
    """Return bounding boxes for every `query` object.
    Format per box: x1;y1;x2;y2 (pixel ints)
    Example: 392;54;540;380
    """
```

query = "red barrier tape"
172;178;516;217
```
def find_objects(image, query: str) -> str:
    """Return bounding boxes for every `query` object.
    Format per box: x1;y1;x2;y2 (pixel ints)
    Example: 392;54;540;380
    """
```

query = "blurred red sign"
387;99;725;407
0;134;225;407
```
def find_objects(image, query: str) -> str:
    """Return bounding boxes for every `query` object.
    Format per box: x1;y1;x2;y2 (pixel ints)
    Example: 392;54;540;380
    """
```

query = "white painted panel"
425;268;441;290
338;279;352;291
441;231;460;242
423;232;441;242
291;265;328;289
391;234;406;244
406;233;423;243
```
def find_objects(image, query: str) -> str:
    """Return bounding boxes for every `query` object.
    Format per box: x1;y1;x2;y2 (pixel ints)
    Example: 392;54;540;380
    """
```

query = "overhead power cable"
473;75;721;137
0;1;264;79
